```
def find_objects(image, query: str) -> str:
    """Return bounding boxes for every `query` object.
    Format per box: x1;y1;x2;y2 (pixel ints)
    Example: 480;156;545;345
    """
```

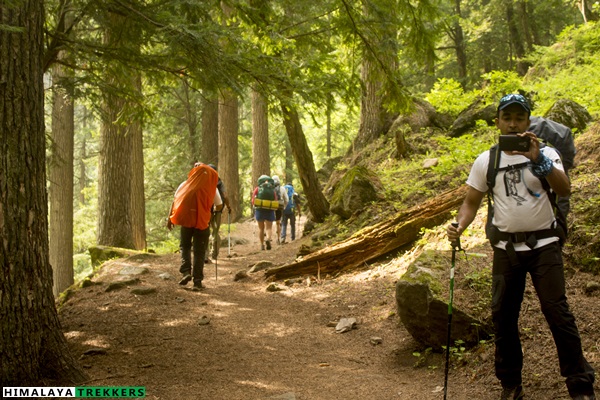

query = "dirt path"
59;219;597;399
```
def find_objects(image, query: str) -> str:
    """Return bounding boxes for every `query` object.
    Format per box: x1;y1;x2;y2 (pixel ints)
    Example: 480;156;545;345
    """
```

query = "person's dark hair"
497;94;531;116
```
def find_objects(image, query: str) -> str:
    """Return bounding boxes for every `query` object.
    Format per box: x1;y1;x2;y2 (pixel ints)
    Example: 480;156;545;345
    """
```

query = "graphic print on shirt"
504;168;527;205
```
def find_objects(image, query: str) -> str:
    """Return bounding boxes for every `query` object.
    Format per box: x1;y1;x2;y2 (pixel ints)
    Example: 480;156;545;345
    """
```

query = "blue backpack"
284;184;295;212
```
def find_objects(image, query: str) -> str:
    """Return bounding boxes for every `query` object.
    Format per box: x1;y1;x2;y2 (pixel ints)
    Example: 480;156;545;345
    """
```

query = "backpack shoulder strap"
486;144;499;193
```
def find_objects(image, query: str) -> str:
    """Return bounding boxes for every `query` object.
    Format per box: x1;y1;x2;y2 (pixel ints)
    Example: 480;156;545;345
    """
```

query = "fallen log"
264;185;469;280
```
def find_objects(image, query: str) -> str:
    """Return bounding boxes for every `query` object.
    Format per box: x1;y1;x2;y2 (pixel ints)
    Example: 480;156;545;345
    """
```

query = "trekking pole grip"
451;222;462;251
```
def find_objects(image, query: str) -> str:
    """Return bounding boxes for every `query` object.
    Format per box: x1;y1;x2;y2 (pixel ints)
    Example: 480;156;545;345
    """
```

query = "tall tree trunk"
181;79;199;161
77;121;89;205
251;89;270;189
518;0;533;52
130;74;146;250
201;92;219;165
97;13;136;249
453;0;468;87
284;138;294;185
49;52;75;297
326;99;332;158
505;0;529;75
350;1;397;152
0;0;87;384
280;97;330;222
219;89;241;221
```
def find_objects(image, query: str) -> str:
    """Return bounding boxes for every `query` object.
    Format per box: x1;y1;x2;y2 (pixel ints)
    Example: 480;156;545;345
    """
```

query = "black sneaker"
266;240;272;250
179;274;192;286
191;282;204;291
500;385;524;400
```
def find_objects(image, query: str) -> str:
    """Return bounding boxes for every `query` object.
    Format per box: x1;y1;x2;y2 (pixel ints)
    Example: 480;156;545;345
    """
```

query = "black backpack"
485;144;567;246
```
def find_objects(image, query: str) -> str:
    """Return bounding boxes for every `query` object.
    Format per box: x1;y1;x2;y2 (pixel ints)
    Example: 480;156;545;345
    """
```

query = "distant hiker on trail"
251;175;278;250
167;163;222;291
272;175;289;245
281;182;301;244
446;94;595;400
205;164;231;264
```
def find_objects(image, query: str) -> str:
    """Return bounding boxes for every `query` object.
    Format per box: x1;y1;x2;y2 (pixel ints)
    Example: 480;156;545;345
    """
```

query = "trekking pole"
227;211;232;258
444;222;462;400
214;250;218;282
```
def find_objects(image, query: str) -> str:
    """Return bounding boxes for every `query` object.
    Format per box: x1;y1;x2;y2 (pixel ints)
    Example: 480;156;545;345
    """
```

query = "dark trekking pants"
281;211;296;241
180;226;210;285
492;242;595;396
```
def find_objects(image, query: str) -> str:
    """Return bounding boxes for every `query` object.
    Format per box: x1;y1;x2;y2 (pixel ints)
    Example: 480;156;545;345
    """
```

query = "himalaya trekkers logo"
3;387;146;398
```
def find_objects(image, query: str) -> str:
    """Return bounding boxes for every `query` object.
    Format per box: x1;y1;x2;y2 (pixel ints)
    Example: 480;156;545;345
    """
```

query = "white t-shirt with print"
467;146;564;251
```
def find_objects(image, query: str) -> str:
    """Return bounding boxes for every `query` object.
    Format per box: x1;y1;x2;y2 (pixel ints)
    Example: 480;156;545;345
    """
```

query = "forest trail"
59;218;595;400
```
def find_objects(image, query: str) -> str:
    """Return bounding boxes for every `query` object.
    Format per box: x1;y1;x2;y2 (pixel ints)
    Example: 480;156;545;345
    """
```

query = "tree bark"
130;74;146;250
280;97;330;222
219;89;241;221
505;0;529;75
180;79;199;162
201;92;219;165
265;185;469;280
49;52;75;297
453;0;468;86
284;138;294;185
251;89;271;189
97;12;136;249
0;0;87;384
350;1;397;152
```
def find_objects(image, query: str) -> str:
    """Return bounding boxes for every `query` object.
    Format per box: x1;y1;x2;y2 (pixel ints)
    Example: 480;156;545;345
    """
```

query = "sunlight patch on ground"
234;380;286;391
82;337;110;348
160;318;192;327
210;299;240;308
247;322;299;338
64;331;84;339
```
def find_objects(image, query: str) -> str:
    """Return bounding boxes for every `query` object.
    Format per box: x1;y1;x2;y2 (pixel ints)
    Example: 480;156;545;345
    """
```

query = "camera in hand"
499;135;530;152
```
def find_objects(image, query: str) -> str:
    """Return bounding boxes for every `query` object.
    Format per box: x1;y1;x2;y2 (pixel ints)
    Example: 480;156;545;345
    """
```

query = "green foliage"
425;78;478;117
478;71;524;103
526;21;600;115
73;253;92;283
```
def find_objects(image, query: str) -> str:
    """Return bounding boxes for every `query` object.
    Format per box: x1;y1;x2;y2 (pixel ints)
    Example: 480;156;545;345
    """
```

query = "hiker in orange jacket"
167;163;221;290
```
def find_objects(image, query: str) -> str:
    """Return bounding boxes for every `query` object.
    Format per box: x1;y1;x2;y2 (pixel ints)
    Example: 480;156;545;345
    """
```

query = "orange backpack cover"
169;164;218;230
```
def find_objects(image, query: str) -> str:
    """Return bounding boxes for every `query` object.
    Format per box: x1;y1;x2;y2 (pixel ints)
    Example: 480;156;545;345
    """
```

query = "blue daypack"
284;184;295;212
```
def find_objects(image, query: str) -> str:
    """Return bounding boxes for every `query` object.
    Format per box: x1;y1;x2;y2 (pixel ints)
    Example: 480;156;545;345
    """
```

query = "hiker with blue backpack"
446;94;595;400
281;182;300;244
252;175;279;250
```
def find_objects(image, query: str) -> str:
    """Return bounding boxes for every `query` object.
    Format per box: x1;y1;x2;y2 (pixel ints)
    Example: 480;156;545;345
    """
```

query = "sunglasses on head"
498;94;531;113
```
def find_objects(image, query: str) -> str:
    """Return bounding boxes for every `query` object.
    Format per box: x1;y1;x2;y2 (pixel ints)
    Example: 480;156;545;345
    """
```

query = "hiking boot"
500;385;524;400
572;395;596;400
178;274;192;286
261;244;265;251
281;239;286;244
266;240;272;250
191;282;204;291
205;258;212;264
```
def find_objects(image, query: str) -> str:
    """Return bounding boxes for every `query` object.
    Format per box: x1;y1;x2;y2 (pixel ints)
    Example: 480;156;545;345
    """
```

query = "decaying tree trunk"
265;185;469;280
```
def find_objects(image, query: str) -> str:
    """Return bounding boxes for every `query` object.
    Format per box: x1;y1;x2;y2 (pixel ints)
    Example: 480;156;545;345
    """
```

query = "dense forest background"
41;0;599;296
2;0;600;385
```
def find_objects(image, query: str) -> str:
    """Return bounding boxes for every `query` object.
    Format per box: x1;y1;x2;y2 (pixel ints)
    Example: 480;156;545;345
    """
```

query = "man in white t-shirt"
446;94;595;400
